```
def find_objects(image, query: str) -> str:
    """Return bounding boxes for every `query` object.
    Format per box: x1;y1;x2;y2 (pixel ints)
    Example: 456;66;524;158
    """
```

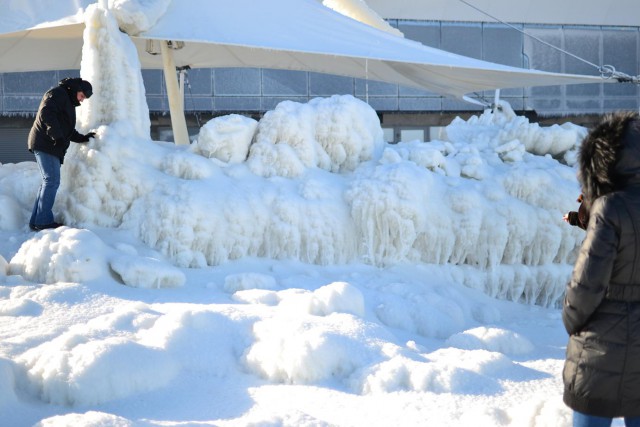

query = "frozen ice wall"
56;94;585;307
50;0;587;307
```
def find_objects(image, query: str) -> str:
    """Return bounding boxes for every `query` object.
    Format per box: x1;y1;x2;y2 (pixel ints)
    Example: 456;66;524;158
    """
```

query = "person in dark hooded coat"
562;111;640;427
28;77;96;231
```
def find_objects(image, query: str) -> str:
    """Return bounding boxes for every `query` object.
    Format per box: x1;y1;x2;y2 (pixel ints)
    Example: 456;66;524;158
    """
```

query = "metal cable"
458;0;640;83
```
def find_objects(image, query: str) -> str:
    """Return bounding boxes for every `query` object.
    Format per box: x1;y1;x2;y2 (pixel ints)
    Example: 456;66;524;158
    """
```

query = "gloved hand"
77;132;96;143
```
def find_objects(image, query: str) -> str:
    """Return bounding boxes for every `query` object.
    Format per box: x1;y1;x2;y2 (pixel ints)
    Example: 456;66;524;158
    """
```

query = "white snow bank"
136;307;249;373
244;312;384;384
15;299;253;407
16;304;180;405
9;228;110;284
233;280;365;317
243;281;383;385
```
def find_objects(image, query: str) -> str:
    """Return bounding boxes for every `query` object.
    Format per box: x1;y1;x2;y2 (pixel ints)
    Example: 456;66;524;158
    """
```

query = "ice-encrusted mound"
193;114;258;163
9;228;110;284
57;123;166;227
445;100;587;166
248;95;384;177
346;139;582;270
49;92;585;305
29;0;586;306
118;170;357;267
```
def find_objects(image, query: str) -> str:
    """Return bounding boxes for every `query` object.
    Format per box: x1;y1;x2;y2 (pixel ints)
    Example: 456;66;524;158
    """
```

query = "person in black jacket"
562;111;640;427
28;77;95;231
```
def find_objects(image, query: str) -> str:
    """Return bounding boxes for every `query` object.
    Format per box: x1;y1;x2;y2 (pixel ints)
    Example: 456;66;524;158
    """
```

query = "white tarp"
0;0;607;99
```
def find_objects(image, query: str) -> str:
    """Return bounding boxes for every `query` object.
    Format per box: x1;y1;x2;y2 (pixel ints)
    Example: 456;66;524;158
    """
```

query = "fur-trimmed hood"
578;112;640;208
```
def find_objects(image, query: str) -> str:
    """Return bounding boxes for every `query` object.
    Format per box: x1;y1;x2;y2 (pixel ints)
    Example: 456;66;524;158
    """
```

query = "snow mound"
359;346;532;395
136;307;247;373
373;282;468;339
268;281;366;317
445;326;534;355
309;281;365;317
244;313;383;384
359;353;499;395
9;228;110;284
110;254;185;288
17;305;179;405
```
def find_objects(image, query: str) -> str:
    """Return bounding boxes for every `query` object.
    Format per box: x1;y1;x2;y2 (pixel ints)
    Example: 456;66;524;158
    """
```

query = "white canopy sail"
0;0;607;100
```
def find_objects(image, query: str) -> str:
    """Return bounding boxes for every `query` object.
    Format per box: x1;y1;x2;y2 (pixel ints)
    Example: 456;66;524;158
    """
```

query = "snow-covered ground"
0;1;615;426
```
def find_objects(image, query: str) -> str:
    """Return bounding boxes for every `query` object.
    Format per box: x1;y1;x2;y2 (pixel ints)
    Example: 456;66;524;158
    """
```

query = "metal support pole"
161;41;190;146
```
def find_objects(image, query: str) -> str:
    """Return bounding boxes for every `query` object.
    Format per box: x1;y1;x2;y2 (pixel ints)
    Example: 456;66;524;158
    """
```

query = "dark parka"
28;78;92;163
562;112;640;418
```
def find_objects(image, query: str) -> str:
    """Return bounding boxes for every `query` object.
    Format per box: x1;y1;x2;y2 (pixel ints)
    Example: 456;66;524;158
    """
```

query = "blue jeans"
574;411;640;427
30;150;61;226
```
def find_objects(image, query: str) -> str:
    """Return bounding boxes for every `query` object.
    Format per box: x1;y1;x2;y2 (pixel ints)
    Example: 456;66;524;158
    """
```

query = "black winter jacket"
28;82;86;163
563;114;640;418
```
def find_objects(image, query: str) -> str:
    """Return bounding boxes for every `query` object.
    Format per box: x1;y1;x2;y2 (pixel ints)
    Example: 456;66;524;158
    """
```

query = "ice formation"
5;3;587;307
